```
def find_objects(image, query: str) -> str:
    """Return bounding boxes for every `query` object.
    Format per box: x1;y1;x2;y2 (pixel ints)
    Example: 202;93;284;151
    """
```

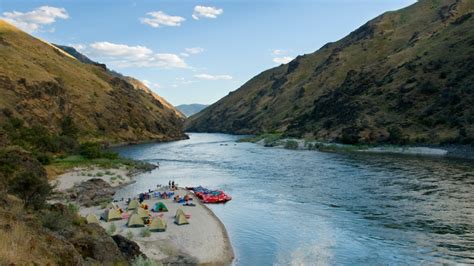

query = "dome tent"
127;199;140;210
152;202;168;212
175;208;185;218
149;217;167;232
127;213;145;228
86;213;100;224
175;213;189;225
102;208;122;222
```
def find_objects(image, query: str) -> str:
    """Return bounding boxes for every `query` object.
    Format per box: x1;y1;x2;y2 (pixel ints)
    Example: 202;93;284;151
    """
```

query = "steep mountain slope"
176;104;209;117
0;20;186;143
186;0;474;144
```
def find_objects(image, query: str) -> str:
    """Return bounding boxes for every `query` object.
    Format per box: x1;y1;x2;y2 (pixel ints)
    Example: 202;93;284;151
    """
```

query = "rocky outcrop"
67;178;115;207
112;234;146;263
65;224;128;264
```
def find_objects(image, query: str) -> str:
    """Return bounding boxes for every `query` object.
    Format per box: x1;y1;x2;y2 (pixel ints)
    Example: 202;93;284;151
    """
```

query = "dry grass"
0;197;52;265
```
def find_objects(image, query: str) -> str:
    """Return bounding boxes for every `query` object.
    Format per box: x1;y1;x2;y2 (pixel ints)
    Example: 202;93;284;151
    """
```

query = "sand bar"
54;170;234;265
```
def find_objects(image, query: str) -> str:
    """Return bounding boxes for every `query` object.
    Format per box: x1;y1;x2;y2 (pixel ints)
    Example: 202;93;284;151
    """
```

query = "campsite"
76;185;234;264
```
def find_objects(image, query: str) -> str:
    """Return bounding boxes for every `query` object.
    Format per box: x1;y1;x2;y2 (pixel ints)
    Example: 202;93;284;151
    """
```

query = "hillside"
176;104;209;117
0;20;186;144
186;0;474;145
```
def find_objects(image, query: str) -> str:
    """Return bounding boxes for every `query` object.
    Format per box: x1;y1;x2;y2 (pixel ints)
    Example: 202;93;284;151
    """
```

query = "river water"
112;133;474;265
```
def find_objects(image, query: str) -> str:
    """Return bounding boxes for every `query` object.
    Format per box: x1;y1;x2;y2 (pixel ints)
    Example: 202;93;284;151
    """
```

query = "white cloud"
185;47;204;54
86;41;187;69
194;74;232;80
2;6;68;32
272;49;288;56
273;56;294;64
140;11;185;28
90;42;152;58
142;79;161;89
192;6;223;20
180;52;190;57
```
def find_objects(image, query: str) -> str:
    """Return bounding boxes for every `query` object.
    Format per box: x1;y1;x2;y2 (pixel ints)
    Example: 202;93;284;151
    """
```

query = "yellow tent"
102;208;122;222
127;213;145;228
128;199;140;210
86;214;100;224
136;207;149;219
175;208;185;218
149;217;167;232
175;213;189;225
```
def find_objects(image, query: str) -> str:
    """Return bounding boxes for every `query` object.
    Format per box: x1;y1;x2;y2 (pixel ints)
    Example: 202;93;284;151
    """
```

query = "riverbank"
238;134;474;159
53;166;234;265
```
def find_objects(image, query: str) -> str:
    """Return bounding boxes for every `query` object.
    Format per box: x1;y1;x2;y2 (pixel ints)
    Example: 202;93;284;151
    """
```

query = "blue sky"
1;0;416;105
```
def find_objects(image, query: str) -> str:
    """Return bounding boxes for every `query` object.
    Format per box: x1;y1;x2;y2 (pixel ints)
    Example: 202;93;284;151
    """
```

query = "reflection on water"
113;133;474;265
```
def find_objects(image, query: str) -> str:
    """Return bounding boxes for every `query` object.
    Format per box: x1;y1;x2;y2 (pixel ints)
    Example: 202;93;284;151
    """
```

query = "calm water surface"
113;133;474;265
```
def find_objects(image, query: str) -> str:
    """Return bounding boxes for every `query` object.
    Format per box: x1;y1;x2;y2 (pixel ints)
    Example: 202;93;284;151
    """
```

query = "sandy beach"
52;166;135;191
54;170;234;265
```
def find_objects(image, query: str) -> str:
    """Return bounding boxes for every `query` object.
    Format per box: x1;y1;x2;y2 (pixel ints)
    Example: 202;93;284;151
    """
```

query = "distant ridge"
176;104;209;117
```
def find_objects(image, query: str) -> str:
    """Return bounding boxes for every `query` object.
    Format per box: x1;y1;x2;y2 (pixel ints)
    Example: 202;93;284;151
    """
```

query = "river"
112;133;474;265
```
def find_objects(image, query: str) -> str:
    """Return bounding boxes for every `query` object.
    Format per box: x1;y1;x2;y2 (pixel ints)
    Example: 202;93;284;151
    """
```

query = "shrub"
60;116;79;138
79;142;102;159
35;152;52;165
387;126;405;144
67;203;79;215
284;140;299;150
419;81;439;94
107;223;117;235
340;127;360;144
40;209;71;231
9;172;52;209
0;147;50;208
40;203;81;231
126;231;134;240
140;228;151;238
80;142;119;159
132;256;159;266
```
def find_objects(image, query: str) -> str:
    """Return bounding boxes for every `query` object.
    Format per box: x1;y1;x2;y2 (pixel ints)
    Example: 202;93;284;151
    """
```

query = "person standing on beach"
169;180;171;188
172;180;175;189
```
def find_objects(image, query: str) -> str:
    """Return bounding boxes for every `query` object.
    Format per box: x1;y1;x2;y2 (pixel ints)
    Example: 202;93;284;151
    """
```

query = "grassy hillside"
176;103;209;117
186;0;474;145
0;20;186;144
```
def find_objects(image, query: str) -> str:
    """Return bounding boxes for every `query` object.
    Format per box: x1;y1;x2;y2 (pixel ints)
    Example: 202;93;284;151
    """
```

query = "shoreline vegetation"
0;114;235;265
237;133;474;159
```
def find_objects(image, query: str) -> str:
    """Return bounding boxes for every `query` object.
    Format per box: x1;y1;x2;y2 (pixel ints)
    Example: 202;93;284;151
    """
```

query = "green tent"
86;214;100;224
149;217;167;232
127;213;145;228
175;213;189;225
102;208;122;222
152;202;168;212
136;207;149;219
127;199;140;210
175;208;185;218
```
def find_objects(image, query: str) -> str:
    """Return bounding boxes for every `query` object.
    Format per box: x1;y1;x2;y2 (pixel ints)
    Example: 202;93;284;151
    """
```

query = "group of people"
168;180;178;190
123;181;195;208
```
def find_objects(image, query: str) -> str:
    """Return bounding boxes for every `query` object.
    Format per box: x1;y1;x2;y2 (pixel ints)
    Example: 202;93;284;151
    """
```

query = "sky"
0;0;416;106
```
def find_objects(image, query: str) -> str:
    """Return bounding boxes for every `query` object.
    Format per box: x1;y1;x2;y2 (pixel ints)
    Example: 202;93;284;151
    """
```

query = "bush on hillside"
0;147;52;209
80;142;118;159
60;116;79;138
1;116;79;154
284;140;299;150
